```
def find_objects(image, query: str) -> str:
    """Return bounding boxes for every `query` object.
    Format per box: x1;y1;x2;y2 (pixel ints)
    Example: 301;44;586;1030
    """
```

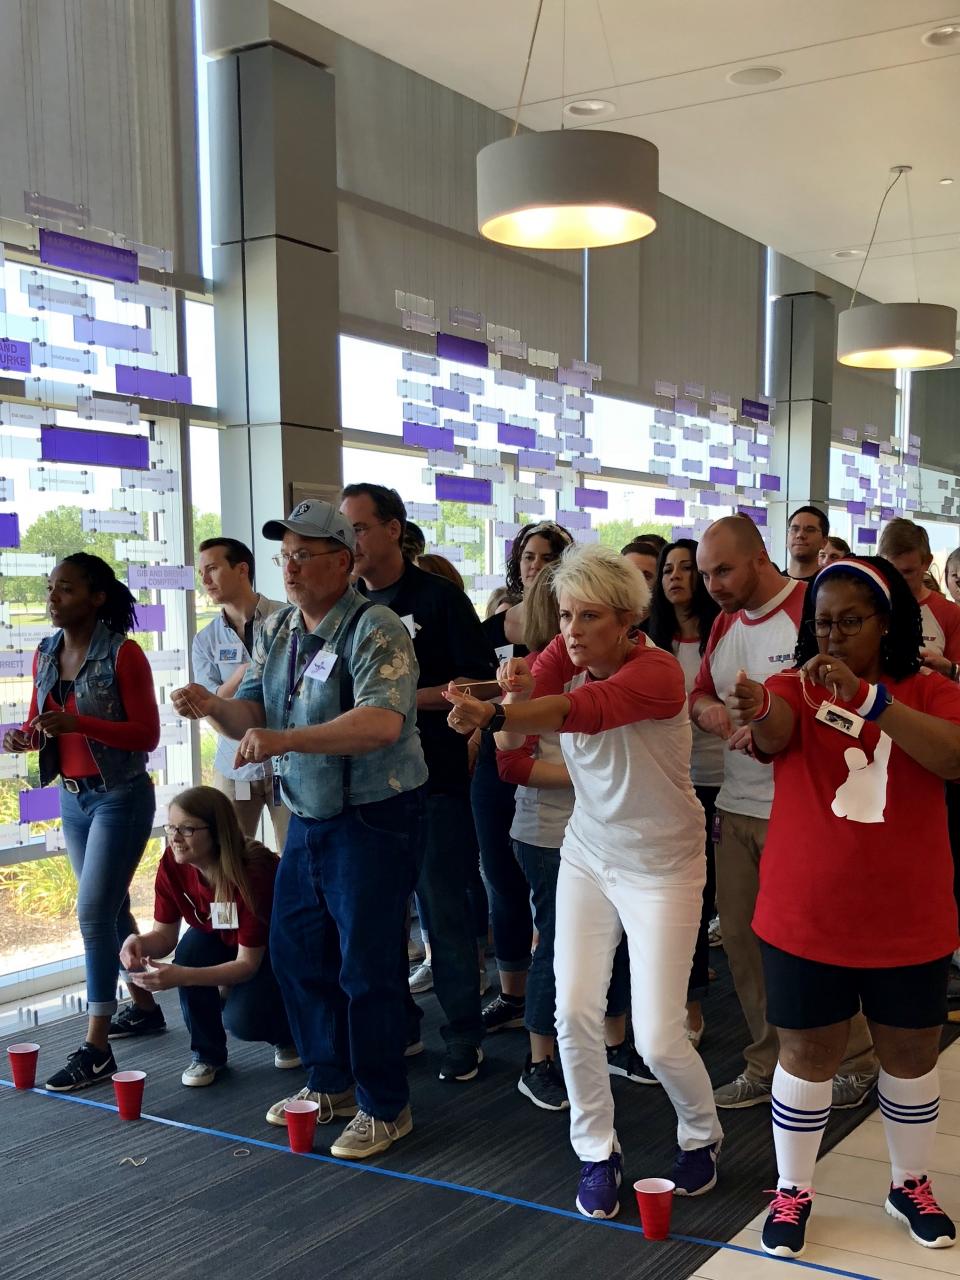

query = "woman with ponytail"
3;553;160;1091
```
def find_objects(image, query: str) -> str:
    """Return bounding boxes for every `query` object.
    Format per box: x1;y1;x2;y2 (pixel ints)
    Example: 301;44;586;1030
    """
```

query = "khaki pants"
213;771;290;852
715;808;877;1083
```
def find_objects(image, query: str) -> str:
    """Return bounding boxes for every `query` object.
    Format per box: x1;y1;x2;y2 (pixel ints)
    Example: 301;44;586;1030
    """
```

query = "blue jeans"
471;738;532;972
407;788;484;1048
175;926;292;1067
514;840;632;1037
59;773;155;1016
270;788;424;1121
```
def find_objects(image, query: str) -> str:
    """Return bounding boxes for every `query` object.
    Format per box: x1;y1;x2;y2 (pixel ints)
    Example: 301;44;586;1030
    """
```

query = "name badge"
211;901;239;930
234;780;252;801
495;644;514;663
399;614;417;639
815;701;864;739
305;650;338;682
218;647;240;662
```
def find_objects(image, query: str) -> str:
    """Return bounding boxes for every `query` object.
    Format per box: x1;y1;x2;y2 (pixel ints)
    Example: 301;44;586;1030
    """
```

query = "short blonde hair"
551;542;649;622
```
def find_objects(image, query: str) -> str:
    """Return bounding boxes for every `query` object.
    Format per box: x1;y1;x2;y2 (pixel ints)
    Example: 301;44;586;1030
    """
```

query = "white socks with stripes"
878;1067;939;1187
771;1064;831;1191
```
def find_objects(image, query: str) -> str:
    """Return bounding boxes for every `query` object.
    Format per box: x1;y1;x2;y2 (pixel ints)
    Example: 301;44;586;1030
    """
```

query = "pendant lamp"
837;166;957;369
476;1;659;251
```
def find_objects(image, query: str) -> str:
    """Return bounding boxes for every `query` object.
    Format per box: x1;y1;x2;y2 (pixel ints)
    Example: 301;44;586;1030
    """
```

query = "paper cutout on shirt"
830;733;891;824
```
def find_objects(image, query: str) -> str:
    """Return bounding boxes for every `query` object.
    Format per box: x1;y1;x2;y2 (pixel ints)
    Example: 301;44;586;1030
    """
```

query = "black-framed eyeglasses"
805;614;878;638
164;824;210;838
271;549;343;567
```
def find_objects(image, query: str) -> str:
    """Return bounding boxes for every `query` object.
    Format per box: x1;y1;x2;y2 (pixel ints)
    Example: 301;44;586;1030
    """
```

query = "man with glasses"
172;500;427;1159
786;506;829;582
692;516;877;1110
193;538;287;845
340;483;497;1084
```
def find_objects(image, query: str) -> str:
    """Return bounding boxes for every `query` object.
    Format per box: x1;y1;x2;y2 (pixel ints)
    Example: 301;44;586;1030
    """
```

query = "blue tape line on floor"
1;1077;884;1280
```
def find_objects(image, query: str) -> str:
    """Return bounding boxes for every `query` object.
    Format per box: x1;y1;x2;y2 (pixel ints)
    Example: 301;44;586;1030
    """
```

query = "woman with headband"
728;556;960;1258
3;554;159;1091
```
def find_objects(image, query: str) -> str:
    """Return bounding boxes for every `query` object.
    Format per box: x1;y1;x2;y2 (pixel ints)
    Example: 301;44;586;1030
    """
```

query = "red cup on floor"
284;1098;319;1153
634;1177;675;1240
7;1043;40;1090
112;1070;146;1120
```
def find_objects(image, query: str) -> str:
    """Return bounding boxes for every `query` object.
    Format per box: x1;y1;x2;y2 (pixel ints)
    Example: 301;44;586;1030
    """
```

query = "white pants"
555;844;723;1162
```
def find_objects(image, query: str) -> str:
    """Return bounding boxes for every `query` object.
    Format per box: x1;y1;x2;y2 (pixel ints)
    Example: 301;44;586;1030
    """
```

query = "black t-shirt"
481;610;528;662
359;563;496;794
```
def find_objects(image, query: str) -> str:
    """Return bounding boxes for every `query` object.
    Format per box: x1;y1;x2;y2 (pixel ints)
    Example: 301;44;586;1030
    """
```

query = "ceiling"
288;0;960;333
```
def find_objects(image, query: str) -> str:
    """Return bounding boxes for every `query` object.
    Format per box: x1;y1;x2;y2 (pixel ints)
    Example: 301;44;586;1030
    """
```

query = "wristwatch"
483;704;507;734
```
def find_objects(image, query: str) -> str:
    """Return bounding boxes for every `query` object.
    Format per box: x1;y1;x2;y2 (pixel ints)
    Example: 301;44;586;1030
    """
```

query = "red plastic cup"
7;1043;40;1089
634;1177;675;1240
284;1098;319;1153
112;1070;146;1120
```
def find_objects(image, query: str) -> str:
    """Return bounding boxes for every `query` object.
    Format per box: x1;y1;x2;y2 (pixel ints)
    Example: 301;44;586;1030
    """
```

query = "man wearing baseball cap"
172;499;427;1159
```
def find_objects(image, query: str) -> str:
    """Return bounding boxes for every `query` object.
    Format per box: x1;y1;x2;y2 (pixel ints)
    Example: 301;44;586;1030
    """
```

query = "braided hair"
61;553;139;635
793;555;922;681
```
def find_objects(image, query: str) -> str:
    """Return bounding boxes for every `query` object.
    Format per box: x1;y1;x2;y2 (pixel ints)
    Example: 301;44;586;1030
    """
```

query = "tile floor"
690;1040;960;1280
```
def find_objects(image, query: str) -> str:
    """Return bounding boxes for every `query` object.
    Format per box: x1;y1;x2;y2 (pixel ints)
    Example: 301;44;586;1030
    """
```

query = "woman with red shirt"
121;786;296;1087
730;557;960;1258
3;554;159;1092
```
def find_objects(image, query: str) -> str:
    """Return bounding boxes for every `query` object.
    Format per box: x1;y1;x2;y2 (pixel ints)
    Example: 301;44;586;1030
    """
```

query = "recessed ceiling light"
833;249;865;259
726;66;784;86
940;177;955;185
923;24;960;47
562;99;616;122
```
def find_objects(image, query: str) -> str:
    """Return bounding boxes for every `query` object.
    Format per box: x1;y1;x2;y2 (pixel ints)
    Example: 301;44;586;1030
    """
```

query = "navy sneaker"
761;1186;814;1257
517;1056;569;1111
576;1152;623;1219
672;1140;720;1196
438;1045;483;1082
108;1003;166;1039
886;1176;956;1249
606;1040;659;1085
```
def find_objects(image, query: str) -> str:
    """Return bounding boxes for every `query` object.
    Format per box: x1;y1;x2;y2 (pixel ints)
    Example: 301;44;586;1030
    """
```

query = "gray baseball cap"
262;499;356;552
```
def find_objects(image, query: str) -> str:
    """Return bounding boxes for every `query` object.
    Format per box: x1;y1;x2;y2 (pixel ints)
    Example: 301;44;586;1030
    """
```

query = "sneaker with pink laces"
761;1185;814;1257
886;1176;956;1249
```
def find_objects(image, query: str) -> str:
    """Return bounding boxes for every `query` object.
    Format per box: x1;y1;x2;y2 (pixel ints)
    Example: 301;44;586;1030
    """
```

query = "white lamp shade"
477;130;658;250
837;302;958;369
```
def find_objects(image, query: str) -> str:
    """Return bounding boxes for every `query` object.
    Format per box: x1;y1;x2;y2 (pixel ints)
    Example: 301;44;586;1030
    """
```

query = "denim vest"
35;621;148;789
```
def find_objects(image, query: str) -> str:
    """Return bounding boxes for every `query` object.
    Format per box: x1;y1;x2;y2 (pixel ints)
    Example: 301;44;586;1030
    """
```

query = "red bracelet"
754;684;772;722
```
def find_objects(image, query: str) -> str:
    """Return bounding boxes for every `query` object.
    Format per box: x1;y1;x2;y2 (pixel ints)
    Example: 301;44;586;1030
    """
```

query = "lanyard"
284;633;305;724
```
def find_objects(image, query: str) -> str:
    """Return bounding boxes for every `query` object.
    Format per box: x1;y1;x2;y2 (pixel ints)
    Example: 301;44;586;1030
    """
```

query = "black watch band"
483;704;506;734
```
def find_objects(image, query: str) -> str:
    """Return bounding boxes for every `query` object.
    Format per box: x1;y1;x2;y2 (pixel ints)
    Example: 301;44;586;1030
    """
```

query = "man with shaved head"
691;517;877;1110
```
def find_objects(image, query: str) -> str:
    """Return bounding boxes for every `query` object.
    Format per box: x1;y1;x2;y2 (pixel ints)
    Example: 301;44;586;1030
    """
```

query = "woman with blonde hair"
119;785;297;1087
447;543;722;1218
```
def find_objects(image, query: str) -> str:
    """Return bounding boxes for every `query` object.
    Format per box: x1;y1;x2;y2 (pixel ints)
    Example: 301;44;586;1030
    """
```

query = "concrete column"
202;0;342;599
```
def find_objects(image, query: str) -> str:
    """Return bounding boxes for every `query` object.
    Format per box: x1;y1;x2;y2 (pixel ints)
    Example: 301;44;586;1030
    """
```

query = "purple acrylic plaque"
740;398;770;423
402;421;455;451
759;474;781;492
115;365;192;404
435;474;492;504
556;510;593;530
846;501;866;516
738;505;767;526
675;397;698;417
880;506;895;520
0;338;31;374
655;499;686;519
41;426;149;470
857;528;878;545
517;451;556;471
497;422;536;449
40;229;139;283
0;513;20;548
19;787;61;823
432;386;469;412
574;487;608;510
436;332;488;369
131;604;166;632
861;441;880;458
73;316;153;354
709;467;738;486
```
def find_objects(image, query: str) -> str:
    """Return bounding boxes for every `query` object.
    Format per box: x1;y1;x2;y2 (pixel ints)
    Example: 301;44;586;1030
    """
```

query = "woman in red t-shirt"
730;557;960;1259
119;786;296;1088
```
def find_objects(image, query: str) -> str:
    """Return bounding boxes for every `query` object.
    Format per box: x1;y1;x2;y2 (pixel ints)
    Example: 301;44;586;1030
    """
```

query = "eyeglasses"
164;824;209;839
271;549;343;567
805;614;878;638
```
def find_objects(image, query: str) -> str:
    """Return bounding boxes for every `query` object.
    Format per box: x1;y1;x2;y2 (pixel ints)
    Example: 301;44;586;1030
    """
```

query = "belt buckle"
62;778;80;794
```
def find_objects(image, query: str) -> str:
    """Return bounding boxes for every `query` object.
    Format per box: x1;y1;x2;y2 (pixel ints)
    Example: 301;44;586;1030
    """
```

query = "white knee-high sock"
771;1064;832;1190
878;1067;940;1187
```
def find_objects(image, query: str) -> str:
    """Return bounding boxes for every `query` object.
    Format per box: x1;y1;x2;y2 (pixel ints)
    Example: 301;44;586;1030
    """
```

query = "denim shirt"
192;594;285;781
235;586;427;821
34;621;148;789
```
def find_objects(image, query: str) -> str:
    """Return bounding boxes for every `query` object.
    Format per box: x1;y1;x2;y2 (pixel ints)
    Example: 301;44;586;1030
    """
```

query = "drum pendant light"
837;166;957;369
476;1;659;250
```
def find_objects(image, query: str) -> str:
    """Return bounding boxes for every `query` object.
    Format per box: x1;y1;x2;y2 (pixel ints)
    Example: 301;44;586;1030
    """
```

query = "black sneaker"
518;1056;569;1111
108;1003;166;1039
761;1186;814;1257
885;1176;957;1248
606;1040;659;1085
439;1045;483;1082
45;1042;117;1092
481;994;525;1033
